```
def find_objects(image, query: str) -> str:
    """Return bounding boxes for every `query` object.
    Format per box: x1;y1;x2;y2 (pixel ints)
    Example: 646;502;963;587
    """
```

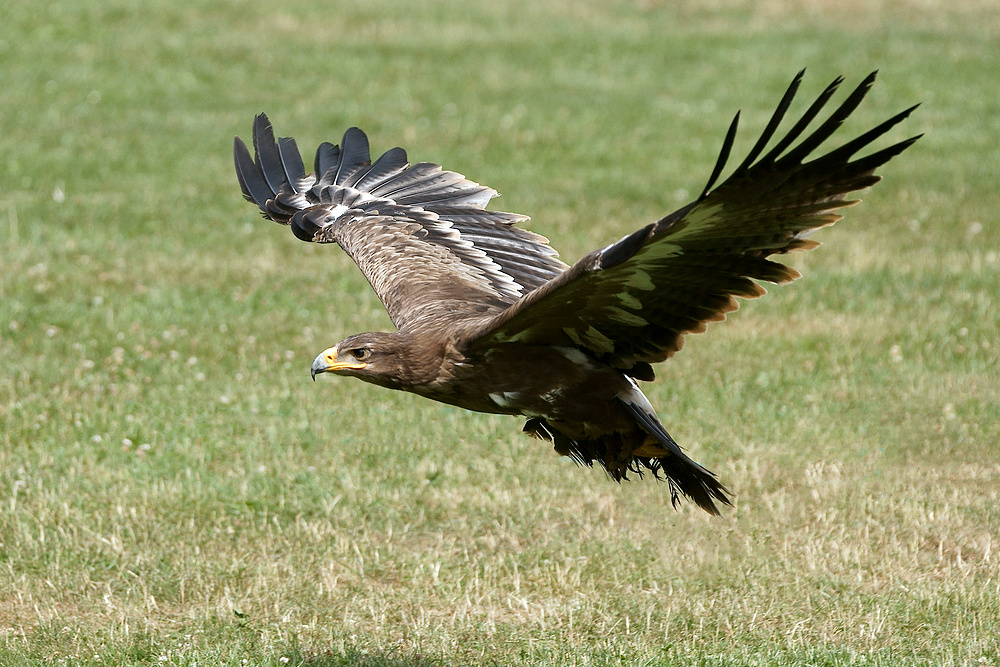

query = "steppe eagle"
234;71;918;514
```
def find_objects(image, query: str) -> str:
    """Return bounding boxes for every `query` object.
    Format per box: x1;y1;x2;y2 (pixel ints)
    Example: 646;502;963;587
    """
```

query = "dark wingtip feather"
335;127;372;185
821;102;921;167
759;74;845;165
700;111;741;199
276;136;306;193
233;136;252;199
779;71;878;165
233;135;272;210
730;70;805;175
252;114;289;196
314;141;341;185
848;133;922;175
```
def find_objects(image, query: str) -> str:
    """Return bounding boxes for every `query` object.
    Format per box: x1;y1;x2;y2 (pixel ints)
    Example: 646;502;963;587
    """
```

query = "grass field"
2;0;998;664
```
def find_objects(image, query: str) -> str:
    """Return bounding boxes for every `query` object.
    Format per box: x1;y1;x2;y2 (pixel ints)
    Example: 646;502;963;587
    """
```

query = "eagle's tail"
617;398;732;516
523;403;731;516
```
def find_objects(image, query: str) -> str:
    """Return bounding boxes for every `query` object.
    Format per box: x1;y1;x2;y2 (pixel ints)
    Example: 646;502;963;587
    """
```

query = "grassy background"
2;0;998;664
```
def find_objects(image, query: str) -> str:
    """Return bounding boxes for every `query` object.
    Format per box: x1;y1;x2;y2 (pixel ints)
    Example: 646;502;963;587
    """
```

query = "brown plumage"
234;71;919;514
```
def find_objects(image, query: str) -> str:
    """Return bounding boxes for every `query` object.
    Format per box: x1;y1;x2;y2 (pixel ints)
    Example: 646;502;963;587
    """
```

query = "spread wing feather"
235;116;568;331
464;71;921;371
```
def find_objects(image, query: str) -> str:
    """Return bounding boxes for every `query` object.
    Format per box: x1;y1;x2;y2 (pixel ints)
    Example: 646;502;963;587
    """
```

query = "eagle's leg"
633;435;671;458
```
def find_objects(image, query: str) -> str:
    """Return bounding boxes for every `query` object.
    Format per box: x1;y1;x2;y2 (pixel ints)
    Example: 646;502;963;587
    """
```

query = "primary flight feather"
234;71;919;514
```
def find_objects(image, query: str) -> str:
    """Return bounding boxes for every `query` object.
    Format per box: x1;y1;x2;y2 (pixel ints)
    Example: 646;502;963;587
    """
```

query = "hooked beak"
310;346;367;381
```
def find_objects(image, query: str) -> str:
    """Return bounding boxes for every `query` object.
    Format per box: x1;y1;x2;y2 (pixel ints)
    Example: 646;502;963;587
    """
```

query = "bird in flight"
234;71;918;515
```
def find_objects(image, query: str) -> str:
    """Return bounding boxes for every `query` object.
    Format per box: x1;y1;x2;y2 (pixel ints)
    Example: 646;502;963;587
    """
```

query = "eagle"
234;71;918;515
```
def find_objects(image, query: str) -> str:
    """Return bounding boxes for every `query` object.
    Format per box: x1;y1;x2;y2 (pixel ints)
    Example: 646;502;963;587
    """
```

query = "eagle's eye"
352;348;372;361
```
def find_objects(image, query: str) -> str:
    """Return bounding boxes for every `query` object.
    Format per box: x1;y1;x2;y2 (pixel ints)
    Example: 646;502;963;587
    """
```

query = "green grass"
2;0;999;664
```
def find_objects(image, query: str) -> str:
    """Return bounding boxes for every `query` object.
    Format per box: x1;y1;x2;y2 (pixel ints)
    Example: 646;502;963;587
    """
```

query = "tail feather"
618;399;732;515
524;411;732;516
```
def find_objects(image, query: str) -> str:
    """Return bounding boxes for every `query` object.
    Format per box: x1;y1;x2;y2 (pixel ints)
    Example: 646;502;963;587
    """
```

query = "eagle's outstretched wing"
463;71;920;374
234;117;568;332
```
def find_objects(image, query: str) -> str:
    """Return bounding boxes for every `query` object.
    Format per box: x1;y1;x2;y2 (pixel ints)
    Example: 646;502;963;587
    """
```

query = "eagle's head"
310;332;413;390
